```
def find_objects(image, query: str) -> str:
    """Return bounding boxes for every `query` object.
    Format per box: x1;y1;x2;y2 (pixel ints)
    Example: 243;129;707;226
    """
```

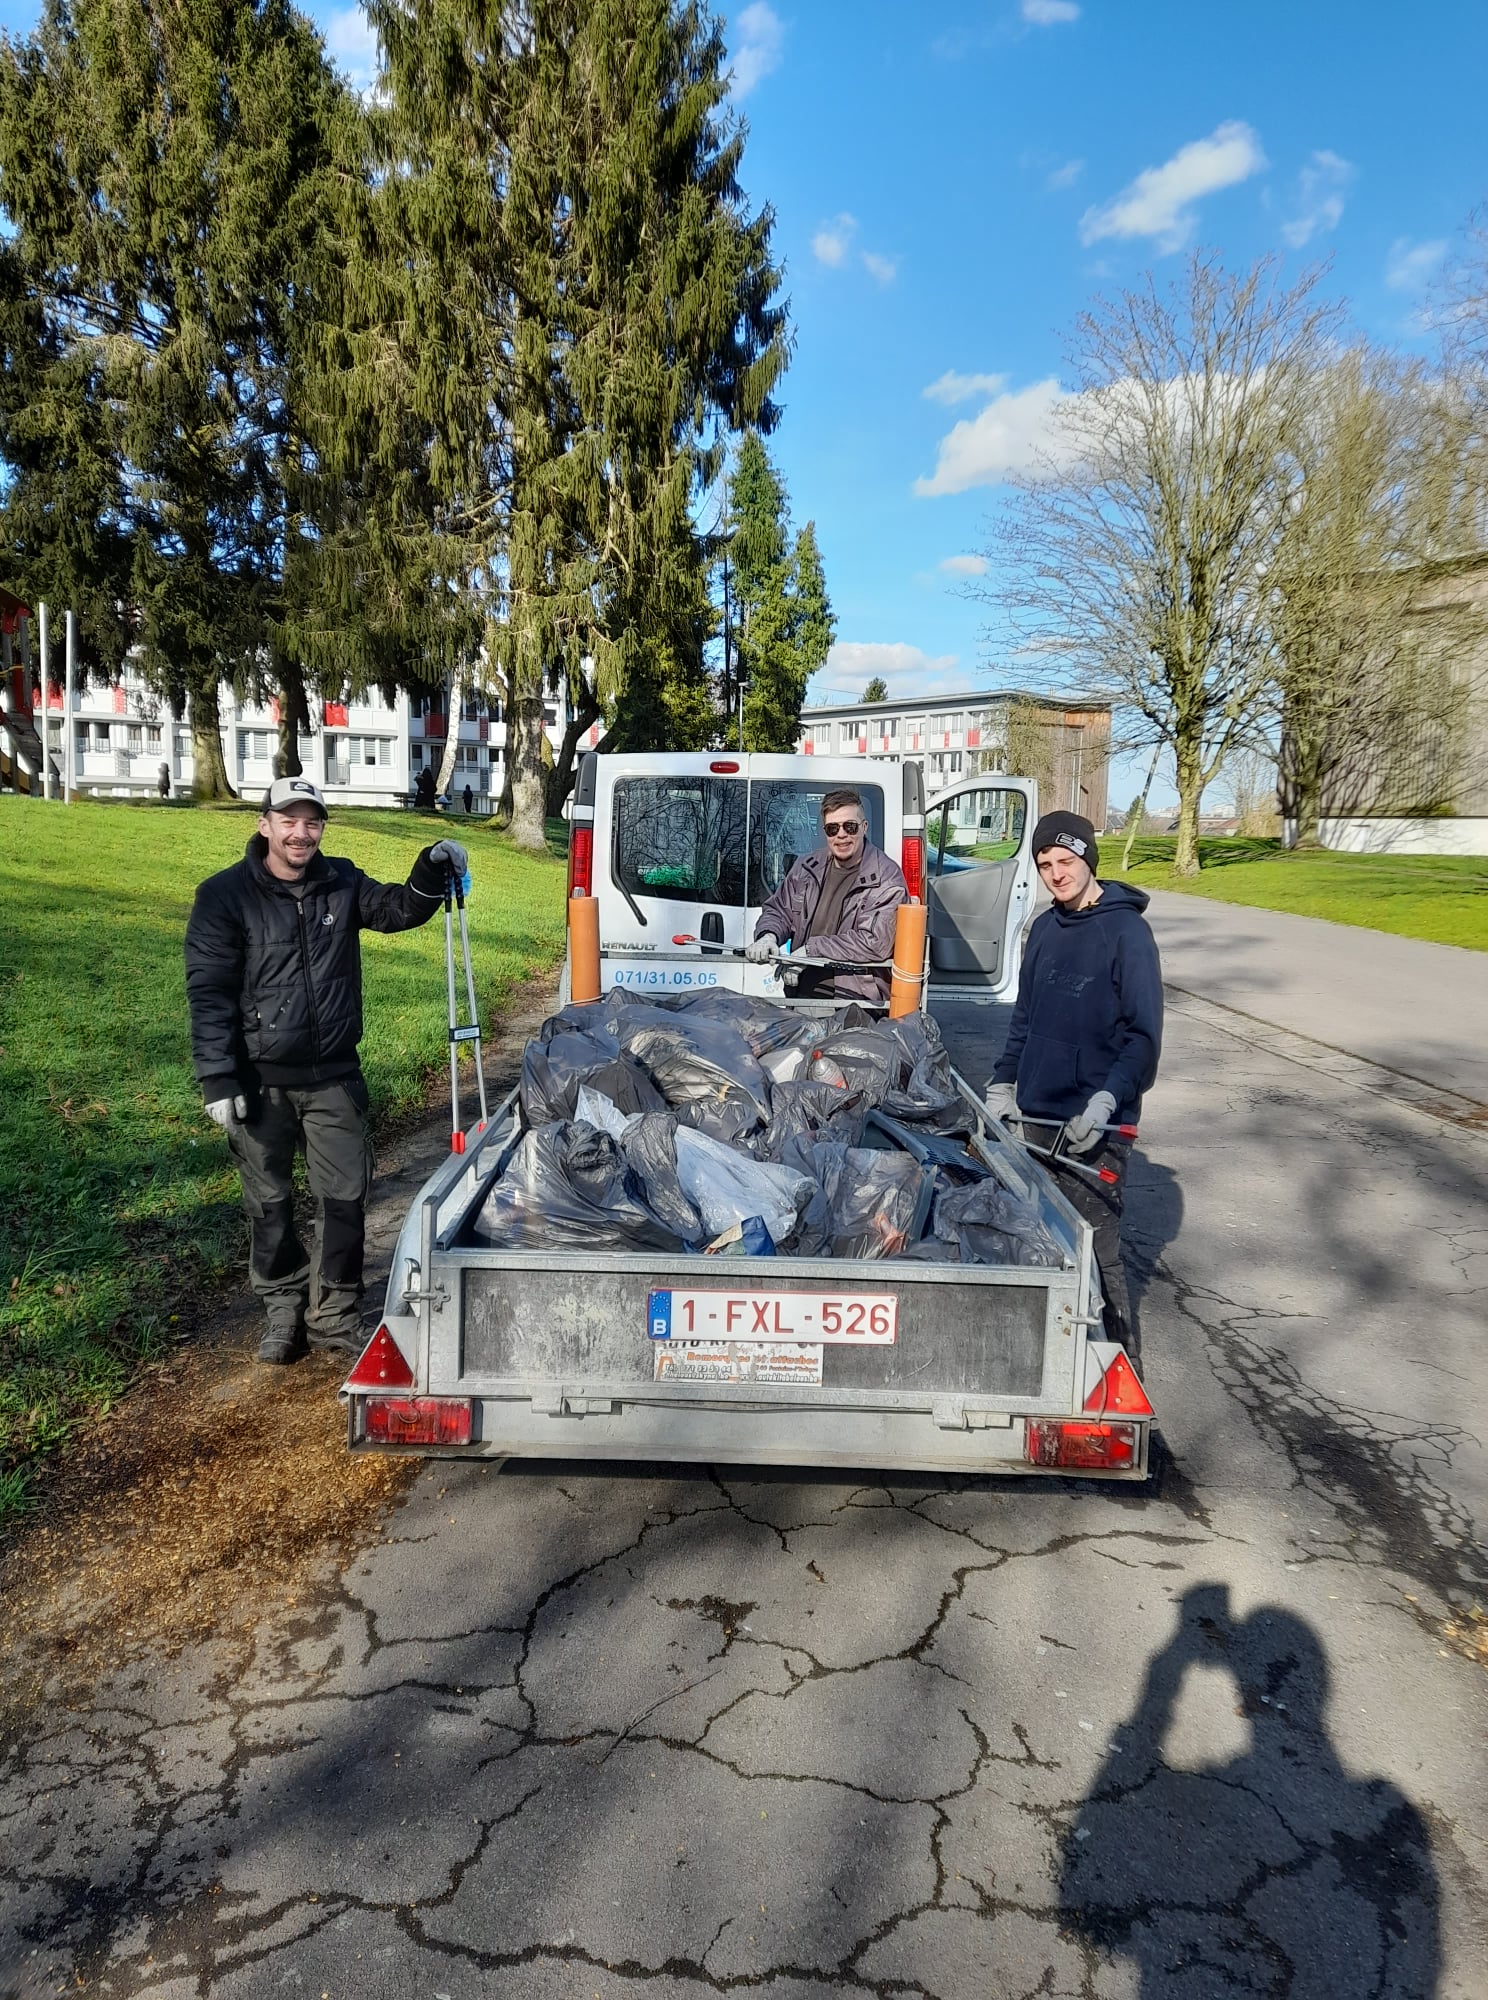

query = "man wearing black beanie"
984;810;1162;1356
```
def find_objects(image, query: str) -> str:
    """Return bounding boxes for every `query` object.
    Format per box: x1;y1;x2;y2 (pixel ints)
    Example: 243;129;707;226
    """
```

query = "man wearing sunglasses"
745;787;908;1002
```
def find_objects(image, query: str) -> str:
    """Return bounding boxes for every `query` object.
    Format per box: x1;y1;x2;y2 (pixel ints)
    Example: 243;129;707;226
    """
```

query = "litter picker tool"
1010;1115;1134;1187
444;864;488;1153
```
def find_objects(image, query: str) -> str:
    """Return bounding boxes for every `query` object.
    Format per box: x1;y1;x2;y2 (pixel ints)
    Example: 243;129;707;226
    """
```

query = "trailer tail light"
567;823;594;898
361;1397;473;1446
710;760;740;773
344;1323;415;1390
900;832;925;904
1025;1419;1138;1471
1083;1351;1153;1417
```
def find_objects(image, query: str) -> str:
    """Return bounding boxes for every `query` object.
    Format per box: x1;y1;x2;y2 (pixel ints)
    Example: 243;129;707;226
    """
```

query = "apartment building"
2;618;597;812
798;687;1112;825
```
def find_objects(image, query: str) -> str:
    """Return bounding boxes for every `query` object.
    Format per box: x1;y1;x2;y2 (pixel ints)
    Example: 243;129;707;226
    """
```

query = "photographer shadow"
1060;1584;1441;1998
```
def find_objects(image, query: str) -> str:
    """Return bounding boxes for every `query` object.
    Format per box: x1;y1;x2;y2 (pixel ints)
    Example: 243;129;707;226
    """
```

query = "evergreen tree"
862;676;889;703
0;0;350;798
353;0;787;845
728;433;834;751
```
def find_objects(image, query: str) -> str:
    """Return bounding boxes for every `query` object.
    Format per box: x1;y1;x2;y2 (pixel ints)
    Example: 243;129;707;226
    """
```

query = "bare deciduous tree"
980;254;1337;874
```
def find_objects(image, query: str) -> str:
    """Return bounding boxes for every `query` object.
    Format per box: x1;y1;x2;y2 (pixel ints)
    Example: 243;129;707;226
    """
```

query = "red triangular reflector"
345;1323;415;1391
1083;1350;1153;1417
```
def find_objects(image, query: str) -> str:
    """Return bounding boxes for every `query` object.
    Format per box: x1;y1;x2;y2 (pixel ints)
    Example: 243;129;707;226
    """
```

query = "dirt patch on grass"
0;972;558;1746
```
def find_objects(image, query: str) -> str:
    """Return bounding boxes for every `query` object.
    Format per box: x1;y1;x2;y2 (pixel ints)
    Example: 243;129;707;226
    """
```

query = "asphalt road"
1143;890;1488;1108
4;937;1487;1998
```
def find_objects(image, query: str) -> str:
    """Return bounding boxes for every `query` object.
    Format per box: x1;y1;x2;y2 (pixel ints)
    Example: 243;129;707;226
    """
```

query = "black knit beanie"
1030;811;1099;875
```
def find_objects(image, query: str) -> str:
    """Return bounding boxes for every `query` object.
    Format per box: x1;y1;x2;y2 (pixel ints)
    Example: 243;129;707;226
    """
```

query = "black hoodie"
991;879;1162;1125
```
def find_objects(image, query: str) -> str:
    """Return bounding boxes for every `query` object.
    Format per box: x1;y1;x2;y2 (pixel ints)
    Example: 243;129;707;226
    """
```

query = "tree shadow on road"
1060;1581;1441;1998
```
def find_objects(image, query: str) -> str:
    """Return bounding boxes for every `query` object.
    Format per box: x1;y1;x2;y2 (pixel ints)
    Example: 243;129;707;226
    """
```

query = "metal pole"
64;608;76;803
38;603;51;800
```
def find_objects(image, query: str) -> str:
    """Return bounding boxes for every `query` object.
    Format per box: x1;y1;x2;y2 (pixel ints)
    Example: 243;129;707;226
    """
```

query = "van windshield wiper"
617;880;648;927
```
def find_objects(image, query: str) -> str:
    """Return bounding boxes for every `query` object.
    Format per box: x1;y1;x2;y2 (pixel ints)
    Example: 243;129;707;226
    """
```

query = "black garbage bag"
807;1025;900;1102
473;1120;683;1252
758;1080;869;1161
932;1176;1065;1269
879;1012;969;1134
614;1109;703;1241
669;988;830;1059
781;1142;935;1260
521;1033;667;1127
615;1014;770;1143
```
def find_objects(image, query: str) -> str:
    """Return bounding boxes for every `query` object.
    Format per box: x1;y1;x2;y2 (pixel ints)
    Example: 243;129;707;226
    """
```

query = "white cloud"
939;554;989;577
1022;0;1080;21
1080;121;1267;252
324;6;379;94
915;376;1071;495
729;3;784;96
811;642;964;703
1385;236;1447;291
1280;149;1354;248
862;250;898;285
812;214;857;267
1047;158;1084;190
922;369;1008;406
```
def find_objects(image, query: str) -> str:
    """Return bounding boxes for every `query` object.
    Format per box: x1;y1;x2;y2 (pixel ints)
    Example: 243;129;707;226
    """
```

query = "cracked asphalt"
4;980;1486;1999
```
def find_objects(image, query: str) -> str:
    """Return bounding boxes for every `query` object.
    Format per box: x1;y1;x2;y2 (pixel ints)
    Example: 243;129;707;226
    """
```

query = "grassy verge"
0;797;566;1521
1114;836;1488;952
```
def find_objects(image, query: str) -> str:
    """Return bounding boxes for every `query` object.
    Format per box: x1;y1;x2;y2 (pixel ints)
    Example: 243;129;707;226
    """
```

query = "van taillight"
901;833;925;903
568;824;594;897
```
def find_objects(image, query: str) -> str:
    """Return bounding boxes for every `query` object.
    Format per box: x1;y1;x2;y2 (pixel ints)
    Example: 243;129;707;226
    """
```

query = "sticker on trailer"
653;1341;824;1386
648;1289;896;1343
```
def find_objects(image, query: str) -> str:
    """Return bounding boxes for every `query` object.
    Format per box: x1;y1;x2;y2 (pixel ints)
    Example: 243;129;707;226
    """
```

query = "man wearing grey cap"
185;777;469;1365
984;810;1162;1356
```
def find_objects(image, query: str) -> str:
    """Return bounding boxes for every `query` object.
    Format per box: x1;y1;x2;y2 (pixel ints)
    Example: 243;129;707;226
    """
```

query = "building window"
126;725;143;749
238;729;274;763
146;725;161;748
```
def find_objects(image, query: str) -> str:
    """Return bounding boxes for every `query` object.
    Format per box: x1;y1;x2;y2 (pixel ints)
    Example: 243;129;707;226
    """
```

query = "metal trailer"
341;1069;1154;1482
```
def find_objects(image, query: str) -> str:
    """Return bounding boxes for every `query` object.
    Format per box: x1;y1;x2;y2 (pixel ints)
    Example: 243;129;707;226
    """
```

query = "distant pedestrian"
984;811;1162;1355
158;764;171;800
414;765;437;811
463;782;474;815
185;776;469;1365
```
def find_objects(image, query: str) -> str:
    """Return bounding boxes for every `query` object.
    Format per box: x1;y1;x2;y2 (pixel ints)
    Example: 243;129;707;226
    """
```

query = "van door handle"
700;911;724;957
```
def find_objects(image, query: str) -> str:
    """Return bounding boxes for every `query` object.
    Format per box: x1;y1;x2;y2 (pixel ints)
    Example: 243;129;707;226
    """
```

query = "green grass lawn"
0;796;567;1520
1115;836;1488;951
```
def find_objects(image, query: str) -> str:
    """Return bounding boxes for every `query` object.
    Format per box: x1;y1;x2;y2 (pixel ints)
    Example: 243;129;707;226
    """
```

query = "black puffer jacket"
185;836;446;1097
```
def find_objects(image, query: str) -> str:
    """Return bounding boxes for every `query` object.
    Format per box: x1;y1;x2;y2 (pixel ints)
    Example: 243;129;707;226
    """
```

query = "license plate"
648;1289;897;1344
653;1341;824;1386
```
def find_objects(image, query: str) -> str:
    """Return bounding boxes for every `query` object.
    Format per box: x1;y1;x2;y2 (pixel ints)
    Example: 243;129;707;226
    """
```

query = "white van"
564;751;1039;1003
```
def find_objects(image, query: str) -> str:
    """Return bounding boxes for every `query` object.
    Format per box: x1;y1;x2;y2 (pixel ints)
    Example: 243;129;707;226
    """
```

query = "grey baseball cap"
261;776;328;817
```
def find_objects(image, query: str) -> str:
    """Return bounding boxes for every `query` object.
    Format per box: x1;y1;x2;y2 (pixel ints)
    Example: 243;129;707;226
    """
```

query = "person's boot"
258;1318;308;1365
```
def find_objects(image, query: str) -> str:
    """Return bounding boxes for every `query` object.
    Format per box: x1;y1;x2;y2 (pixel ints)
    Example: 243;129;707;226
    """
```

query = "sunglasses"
822;817;862;835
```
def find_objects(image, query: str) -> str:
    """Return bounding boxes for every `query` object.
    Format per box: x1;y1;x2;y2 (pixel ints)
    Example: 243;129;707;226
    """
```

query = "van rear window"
612;778;746;905
747;781;886;905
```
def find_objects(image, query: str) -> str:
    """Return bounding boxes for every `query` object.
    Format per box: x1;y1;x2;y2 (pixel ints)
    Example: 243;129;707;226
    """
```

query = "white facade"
24;661;599;813
1286;816;1488;858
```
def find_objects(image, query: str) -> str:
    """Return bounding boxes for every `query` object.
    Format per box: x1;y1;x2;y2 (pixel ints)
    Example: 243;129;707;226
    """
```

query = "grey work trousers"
1045;1139;1135;1358
226;1079;375;1341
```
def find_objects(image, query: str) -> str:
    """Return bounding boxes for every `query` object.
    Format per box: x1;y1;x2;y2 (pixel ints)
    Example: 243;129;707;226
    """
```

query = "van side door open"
924;777;1037;995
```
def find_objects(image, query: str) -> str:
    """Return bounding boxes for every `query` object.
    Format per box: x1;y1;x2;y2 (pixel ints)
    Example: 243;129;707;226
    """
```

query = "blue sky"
4;0;1486;803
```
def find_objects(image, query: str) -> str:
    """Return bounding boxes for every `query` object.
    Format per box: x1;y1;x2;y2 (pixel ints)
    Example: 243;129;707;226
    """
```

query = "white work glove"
205;1094;248;1131
429;838;469;881
1065;1089;1117;1156
984;1081;1018;1126
744;933;781;963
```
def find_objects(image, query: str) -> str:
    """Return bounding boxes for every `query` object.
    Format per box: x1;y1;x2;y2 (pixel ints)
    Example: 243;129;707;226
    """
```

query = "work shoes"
258;1323;308;1365
307;1327;365;1357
